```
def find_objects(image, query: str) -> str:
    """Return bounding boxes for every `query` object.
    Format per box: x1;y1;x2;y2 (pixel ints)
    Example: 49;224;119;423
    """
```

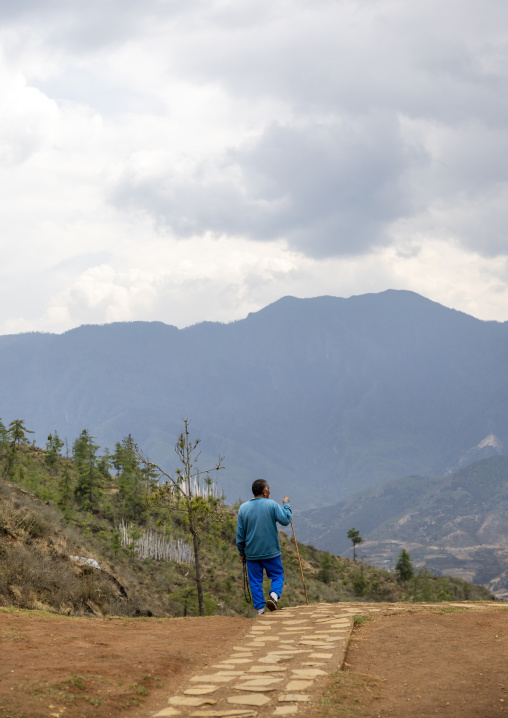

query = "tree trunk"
188;508;204;616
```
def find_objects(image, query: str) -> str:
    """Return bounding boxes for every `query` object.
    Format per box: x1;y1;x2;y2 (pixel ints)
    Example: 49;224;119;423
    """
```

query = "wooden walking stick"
290;519;309;605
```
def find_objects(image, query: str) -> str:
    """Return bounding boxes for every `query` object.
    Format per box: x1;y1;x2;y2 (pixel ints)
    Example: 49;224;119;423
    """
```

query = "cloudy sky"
1;0;508;334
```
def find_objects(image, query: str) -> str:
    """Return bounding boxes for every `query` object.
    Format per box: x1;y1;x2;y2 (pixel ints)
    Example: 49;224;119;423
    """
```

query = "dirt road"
332;604;508;718
1;602;507;718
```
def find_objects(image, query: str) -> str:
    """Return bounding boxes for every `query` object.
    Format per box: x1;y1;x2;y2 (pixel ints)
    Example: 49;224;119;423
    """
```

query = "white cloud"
0;68;58;167
0;0;508;334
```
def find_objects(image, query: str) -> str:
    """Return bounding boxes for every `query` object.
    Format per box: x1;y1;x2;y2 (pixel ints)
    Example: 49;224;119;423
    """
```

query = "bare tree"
135;419;224;616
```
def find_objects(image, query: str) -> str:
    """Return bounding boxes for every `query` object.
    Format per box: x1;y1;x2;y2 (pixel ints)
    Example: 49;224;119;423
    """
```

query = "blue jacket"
236;497;292;560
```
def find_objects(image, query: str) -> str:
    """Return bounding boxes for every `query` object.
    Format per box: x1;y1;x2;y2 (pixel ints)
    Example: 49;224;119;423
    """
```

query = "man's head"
252;479;270;498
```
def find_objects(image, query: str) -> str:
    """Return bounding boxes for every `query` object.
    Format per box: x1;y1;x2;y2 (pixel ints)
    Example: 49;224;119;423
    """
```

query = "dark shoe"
266;597;278;612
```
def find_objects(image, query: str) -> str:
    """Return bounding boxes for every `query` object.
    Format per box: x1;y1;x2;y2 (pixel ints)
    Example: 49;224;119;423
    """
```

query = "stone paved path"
149;602;371;718
149;601;505;718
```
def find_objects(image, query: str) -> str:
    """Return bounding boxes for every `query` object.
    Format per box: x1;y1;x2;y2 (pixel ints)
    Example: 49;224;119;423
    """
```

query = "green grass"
353;615;373;626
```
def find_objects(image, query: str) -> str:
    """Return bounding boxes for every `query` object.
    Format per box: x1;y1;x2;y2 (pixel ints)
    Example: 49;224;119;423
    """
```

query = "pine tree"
395;548;414;582
45;431;65;471
73;430;103;510
113;435;157;522
347;527;364;561
111;530;122;556
4;419;34;478
8;419;34;446
0;418;8;451
58;465;74;509
0;419;8;474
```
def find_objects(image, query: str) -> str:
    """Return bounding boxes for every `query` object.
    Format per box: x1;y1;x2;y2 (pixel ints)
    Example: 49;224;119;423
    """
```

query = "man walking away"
236;479;292;615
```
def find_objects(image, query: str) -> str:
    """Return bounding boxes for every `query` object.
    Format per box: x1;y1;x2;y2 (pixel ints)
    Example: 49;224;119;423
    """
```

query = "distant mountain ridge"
295;455;508;598
1;290;508;506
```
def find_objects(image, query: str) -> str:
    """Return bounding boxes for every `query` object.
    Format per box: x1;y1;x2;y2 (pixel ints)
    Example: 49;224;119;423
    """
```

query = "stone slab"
285;680;313;690
153;708;181;717
273;706;299;715
169;696;217;706
270;649;310;654
291;669;327;678
278;695;310;703
227;693;271;706
248;665;288;673
184;687;220;695
309;653;333;659
215;659;252;665
189;675;237;683
257;656;284;664
321;622;350;628
236;678;284;688
310;613;332;617
233;684;278;692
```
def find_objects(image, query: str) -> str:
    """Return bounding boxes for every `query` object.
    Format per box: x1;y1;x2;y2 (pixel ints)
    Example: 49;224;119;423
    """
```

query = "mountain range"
295;455;508;598
1;289;508;508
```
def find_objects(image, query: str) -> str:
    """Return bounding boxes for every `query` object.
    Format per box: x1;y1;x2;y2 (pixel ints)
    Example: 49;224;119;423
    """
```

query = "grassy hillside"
0;428;494;616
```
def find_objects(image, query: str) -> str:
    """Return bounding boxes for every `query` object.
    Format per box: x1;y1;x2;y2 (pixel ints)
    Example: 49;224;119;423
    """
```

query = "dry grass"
0;483;138;616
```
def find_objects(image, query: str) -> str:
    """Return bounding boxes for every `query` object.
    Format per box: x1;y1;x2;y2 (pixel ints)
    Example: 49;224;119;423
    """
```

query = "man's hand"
239;554;246;564
283;496;290;503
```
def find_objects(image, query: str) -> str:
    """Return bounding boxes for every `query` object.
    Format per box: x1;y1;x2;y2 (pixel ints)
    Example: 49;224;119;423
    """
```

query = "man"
236;479;292;615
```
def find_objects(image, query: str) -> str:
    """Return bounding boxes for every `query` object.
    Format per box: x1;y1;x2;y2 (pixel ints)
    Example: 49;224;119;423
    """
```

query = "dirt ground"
321;606;508;717
0;609;250;718
1;604;508;718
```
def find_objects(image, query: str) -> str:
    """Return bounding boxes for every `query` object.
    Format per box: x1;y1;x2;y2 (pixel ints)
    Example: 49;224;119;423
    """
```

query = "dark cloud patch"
167;1;508;127
112;115;423;258
4;0;508;265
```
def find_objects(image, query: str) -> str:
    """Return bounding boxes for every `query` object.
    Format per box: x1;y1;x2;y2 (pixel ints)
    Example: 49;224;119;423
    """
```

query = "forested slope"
0;421;493;615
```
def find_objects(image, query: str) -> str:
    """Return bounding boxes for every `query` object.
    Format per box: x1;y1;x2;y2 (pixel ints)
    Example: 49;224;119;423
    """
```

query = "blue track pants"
246;555;285;610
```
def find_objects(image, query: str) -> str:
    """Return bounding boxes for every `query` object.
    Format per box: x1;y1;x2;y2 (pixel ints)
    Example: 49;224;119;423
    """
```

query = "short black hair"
252;479;268;497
